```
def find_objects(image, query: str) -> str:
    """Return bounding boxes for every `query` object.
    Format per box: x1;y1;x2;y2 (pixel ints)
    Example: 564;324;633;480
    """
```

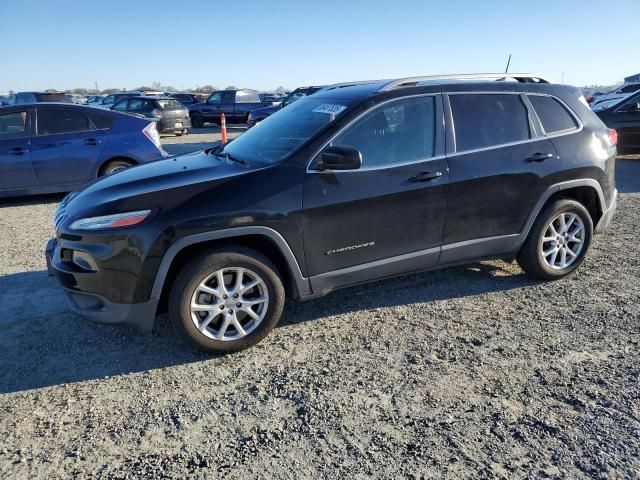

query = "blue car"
0;103;168;198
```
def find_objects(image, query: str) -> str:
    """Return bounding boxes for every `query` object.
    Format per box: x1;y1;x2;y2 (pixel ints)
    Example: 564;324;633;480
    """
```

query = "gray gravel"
0;150;639;479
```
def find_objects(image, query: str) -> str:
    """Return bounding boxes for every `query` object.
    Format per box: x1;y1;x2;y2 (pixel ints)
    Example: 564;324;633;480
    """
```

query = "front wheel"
168;247;286;353
517;199;593;280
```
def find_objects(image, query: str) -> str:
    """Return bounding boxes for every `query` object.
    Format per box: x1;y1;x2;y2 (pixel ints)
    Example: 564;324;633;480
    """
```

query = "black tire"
99;159;134;176
175;131;183;136
517;199;593;280
190;113;203;128
168;246;286;354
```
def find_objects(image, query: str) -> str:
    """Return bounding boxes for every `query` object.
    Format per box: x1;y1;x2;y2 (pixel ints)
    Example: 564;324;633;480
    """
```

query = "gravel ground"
0;146;638;479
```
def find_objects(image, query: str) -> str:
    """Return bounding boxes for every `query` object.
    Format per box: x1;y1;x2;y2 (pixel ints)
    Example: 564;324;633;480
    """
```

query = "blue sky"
1;0;638;92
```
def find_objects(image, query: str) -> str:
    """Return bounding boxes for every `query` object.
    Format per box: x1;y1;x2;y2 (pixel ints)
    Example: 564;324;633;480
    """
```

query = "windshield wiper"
222;152;247;165
205;143;246;165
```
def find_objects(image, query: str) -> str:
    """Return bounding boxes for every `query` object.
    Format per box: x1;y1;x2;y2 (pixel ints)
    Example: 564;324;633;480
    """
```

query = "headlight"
69;210;151;230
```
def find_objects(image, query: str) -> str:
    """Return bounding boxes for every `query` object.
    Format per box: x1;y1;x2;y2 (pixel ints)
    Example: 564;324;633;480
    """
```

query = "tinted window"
37;109;92;135
16;94;35;104
156;99;182;109
35;93;73;103
128;99;145;111
528;95;578;133
332;96;436;168
221;91;235;103
450;94;531;151
619;84;640;94
112;99;129;111
0;111;29;139
103;95;114;105
207;93;222;104
89;112;114;129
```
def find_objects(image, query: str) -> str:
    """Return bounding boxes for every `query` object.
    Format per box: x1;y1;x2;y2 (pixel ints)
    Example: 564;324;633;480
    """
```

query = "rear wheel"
168;246;286;353
99;159;134;176
517;199;593;280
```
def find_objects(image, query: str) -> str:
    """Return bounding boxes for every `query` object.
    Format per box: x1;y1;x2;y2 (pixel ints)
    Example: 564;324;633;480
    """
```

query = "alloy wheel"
190;267;269;341
540;212;585;270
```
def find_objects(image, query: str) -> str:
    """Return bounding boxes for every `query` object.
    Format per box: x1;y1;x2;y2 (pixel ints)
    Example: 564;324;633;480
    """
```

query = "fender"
149;226;312;300
511;178;606;250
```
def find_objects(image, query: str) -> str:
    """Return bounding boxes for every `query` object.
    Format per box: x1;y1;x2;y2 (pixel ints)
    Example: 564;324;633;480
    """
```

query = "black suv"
47;73;618;353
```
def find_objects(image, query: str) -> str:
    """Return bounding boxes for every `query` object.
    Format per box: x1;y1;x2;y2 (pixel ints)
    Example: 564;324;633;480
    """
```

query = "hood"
64;149;258;221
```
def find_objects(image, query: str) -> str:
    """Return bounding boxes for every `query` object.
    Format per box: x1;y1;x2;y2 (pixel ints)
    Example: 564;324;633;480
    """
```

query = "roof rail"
317;80;386;92
378;73;551;91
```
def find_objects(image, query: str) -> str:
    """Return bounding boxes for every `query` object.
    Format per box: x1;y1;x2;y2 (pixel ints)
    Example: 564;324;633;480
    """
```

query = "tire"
100;159;134;176
190;113;203;128
517;199;593;280
175;131;183;136
168;246;286;354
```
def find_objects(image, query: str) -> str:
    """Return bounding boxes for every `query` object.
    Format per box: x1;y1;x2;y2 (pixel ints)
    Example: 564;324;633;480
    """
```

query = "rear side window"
37;108;92;135
36;93;73;103
0;111;29;139
450;94;531;152
528;95;578;134
89;112;114;129
236;90;260;103
333;96;436;168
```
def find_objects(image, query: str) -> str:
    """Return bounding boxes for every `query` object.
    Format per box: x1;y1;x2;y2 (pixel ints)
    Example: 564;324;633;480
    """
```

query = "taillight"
152;108;163;119
608;129;618;147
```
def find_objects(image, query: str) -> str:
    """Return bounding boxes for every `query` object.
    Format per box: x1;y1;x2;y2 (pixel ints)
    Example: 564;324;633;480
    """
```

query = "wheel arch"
97;156;139;177
516;179;605;249
153;227;311;314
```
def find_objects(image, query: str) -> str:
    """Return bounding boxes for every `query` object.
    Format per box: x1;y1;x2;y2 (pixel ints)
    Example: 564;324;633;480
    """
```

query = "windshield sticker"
313;104;347;115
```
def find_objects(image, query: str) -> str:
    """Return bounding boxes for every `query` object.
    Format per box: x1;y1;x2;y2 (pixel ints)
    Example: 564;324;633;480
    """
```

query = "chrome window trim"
444;91;584;156
306;93;442;173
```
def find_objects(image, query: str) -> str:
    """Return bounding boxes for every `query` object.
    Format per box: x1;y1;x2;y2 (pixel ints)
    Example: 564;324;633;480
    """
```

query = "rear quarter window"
527;95;578;134
89;112;115;129
449;94;531;152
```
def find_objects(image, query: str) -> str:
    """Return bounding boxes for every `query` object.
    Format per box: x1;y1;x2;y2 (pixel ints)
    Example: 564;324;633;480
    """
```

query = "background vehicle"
66;93;87;104
86;95;105;106
0;103;167;197
168;93;202;107
595;91;640;151
111;96;191;135
591;82;640;111
46;73;617;354
247;86;325;127
97;91;143;109
188;89;273;127
10;91;73;105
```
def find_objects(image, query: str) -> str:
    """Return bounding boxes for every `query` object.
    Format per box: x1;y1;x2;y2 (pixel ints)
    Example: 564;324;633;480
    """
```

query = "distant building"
624;73;640;83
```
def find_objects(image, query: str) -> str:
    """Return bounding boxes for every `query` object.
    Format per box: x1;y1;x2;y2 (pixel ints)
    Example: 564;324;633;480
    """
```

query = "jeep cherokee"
46;73;618;353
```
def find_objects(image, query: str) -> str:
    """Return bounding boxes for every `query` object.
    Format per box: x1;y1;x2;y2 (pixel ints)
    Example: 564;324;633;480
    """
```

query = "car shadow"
0;193;66;208
616;157;640;193
0;262;535;394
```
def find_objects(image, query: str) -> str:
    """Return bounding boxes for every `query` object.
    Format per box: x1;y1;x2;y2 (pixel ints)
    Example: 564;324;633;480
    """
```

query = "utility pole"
561;72;565;84
95;81;99;93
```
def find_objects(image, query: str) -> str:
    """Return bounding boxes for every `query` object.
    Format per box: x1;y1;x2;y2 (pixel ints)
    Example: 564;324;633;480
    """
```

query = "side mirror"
313;145;362;171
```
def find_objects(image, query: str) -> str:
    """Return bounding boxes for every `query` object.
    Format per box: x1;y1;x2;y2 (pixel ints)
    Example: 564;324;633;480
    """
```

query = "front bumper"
595;188;617;233
46;238;158;332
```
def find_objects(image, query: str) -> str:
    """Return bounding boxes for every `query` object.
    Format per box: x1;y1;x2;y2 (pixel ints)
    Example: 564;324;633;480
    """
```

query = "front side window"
332;96;436;168
207;93;222;104
618;84;640;94
450;94;531;152
528;95;578;134
102;95;114;105
618;94;640;113
0;111;29;139
37;109;92;135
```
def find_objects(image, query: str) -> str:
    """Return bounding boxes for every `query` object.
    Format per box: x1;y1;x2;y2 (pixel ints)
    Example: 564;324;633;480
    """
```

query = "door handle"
408;171;443;183
9;147;28;155
84;138;98;146
526;152;554;162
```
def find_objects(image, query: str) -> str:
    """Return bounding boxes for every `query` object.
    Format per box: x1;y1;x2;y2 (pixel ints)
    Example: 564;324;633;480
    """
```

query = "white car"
592;82;640;112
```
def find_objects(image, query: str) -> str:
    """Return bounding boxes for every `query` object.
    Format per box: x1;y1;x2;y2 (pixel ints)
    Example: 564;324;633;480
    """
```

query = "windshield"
223;97;351;165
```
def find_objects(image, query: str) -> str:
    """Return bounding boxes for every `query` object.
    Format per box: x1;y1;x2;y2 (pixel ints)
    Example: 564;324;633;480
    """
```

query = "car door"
201;92;223;122
441;92;559;263
0;108;37;191
609;94;640;149
303;94;448;291
30;107;107;187
220;91;236;121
